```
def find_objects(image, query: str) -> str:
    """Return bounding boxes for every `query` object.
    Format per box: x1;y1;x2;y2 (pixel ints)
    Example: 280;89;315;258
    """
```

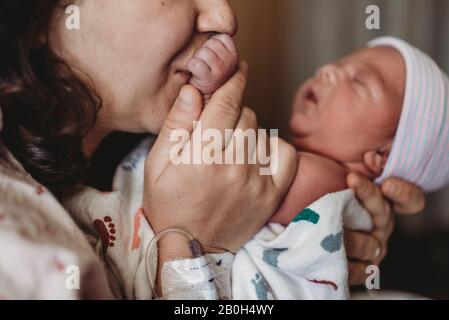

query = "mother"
0;0;424;297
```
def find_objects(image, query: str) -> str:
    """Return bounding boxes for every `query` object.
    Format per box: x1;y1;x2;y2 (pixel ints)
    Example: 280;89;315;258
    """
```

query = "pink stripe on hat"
369;37;449;193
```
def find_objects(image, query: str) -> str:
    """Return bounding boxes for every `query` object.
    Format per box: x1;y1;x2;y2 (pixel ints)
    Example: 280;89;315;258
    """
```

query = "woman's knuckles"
383;202;392;218
240;107;258;127
362;239;378;260
357;176;376;199
216;94;240;118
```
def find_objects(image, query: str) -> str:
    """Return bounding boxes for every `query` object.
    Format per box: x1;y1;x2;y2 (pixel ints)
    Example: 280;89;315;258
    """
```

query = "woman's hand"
345;173;426;285
144;61;297;253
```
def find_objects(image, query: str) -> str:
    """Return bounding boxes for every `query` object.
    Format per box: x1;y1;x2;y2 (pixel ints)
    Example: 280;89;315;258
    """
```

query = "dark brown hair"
0;0;100;193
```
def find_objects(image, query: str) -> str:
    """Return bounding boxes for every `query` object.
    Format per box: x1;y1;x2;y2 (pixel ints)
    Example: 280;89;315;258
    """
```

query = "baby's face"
291;47;405;166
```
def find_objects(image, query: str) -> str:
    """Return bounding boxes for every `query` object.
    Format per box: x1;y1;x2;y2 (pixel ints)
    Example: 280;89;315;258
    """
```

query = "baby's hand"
187;34;239;100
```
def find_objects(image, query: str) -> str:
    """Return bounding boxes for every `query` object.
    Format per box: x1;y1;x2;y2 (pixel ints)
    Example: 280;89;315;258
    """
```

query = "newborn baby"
269;41;405;225
271;37;449;226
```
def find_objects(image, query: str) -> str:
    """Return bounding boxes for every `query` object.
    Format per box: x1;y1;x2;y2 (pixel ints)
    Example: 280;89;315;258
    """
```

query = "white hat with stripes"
369;37;449;193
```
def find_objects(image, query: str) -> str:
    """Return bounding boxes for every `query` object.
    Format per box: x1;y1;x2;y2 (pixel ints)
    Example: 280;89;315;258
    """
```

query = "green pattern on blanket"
292;208;320;224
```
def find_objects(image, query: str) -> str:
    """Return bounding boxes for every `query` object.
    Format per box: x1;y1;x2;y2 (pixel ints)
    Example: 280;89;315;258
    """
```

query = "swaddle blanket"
63;137;373;300
232;189;372;300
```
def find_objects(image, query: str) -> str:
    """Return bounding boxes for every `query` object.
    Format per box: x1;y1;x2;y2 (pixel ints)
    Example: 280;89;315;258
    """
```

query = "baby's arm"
187;34;239;102
270;152;349;225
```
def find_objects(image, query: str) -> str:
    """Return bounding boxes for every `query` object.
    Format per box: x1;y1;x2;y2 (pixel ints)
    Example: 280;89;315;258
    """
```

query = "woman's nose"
196;0;238;36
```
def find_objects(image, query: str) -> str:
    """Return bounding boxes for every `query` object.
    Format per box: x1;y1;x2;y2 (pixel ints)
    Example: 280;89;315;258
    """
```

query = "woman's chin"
140;112;168;135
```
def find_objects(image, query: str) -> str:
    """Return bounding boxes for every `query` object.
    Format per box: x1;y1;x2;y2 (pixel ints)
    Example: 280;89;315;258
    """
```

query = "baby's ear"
363;143;392;177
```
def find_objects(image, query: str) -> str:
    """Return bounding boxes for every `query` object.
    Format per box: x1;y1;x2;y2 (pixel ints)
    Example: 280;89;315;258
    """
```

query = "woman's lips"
175;70;192;84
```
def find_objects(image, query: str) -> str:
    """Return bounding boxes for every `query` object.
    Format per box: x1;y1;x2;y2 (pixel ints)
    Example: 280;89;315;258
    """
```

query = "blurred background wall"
229;0;449;297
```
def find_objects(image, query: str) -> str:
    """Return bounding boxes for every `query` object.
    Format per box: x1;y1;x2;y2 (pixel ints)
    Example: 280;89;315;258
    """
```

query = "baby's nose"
316;64;345;85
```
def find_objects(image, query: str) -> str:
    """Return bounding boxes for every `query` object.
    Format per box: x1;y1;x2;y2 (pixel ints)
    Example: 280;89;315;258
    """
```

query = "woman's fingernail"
179;88;192;108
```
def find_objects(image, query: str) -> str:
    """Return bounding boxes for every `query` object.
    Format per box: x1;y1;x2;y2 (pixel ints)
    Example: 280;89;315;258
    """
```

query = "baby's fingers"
187;57;211;81
212;34;238;55
193;47;220;68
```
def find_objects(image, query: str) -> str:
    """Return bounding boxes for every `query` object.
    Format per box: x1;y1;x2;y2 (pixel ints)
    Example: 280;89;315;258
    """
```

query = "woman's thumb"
147;85;203;176
160;85;203;138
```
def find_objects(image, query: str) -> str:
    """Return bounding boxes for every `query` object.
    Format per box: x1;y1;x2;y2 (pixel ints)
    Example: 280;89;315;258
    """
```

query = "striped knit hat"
369;37;449;193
